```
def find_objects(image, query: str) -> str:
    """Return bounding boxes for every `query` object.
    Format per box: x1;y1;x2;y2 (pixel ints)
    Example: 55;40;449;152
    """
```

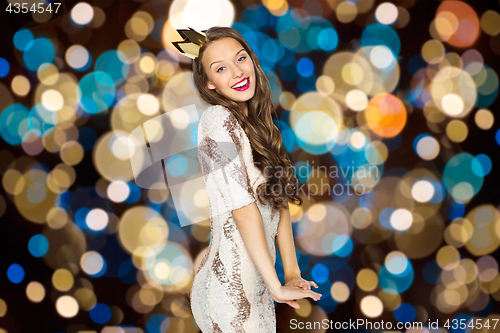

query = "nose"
232;64;244;79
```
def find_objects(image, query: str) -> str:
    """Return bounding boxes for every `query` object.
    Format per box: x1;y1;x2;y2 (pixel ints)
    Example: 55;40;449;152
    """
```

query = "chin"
228;90;255;102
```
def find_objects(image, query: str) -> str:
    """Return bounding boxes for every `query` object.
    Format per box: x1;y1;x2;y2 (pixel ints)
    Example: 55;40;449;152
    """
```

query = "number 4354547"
444;318;498;330
5;2;62;14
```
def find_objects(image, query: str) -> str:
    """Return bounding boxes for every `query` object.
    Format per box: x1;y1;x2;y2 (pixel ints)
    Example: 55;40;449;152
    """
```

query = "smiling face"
201;37;256;114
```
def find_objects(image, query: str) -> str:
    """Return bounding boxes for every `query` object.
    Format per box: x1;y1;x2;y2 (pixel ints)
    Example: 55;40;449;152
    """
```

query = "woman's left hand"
284;275;319;291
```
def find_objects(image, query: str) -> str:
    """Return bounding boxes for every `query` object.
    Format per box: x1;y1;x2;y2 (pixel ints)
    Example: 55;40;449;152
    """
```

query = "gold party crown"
172;27;207;59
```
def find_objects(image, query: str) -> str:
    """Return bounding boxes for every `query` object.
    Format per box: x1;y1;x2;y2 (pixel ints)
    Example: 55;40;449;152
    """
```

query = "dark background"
1;0;500;332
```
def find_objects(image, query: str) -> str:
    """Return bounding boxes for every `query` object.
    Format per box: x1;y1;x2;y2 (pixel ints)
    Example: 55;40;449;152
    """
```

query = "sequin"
223;114;242;154
223;216;251;332
212;320;223;333
196;216;213;275
200;135;255;198
191;104;279;332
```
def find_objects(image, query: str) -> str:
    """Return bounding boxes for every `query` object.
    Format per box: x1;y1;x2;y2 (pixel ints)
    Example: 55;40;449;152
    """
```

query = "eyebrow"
210;48;246;69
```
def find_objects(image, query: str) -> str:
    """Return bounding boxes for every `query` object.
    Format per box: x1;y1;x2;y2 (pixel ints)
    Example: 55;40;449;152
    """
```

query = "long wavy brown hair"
192;26;302;210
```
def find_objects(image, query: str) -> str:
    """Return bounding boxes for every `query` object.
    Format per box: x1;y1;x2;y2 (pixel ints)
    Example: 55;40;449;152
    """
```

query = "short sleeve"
198;105;256;215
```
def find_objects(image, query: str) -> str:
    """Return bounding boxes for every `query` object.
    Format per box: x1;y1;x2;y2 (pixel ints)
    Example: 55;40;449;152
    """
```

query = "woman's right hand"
270;285;322;309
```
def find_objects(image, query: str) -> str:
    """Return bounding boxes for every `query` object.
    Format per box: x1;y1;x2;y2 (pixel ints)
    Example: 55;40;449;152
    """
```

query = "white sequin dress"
190;104;280;332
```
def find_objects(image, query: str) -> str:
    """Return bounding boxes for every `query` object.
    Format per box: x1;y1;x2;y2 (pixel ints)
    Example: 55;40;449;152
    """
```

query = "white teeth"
232;78;248;88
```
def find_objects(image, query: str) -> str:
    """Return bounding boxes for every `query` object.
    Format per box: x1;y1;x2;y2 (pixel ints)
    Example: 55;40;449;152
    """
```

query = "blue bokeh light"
361;23;401;56
0;58;10;77
0;103;30;145
28;234;49;258
471;153;492;177
89;303;112;324
318;27;339;51
23;38;55;71
146;314;170;333
297;57;314;77
77;71;116;114
118;259;138;284
393;303;417;323
422;260;442;285
125;182;142;204
379;258;414;294
449;313;474;333
312;263;329;283
94;50;129;85
332;235;353;257
13;28;34;51
7;263;25;284
167;154;188;177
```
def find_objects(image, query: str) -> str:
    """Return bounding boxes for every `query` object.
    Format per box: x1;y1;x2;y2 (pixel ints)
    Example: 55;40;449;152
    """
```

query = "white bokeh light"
416;136;440;160
370;45;395;69
360;295;383;318
107;180;130;203
71;2;94;26
137;94;160;116
412;180;435;202
169;0;234;32
86;208;109;231
346;89;368;111
375;2;398;25
66;45;90;70
41;89;64;112
350;131;367;150
390;208;413;232
442;94;464;116
385;251;409;275
55;295;79;318
81;251;105;275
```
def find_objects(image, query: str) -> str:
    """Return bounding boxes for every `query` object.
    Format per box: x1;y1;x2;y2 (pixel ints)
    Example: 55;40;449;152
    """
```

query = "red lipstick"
231;77;249;91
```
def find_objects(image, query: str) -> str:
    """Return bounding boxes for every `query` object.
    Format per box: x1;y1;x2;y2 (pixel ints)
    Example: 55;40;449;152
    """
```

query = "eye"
238;56;246;62
216;66;225;73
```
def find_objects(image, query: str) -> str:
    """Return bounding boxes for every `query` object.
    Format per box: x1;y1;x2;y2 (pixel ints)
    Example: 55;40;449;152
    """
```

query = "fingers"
302;280;318;290
279;285;322;302
298;281;311;290
293;282;309;290
295;289;322;301
306;290;322;301
287;279;319;290
286;300;300;309
303;281;317;289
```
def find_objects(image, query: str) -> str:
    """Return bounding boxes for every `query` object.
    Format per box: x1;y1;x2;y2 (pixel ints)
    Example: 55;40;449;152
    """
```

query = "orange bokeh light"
436;1;479;47
365;93;407;138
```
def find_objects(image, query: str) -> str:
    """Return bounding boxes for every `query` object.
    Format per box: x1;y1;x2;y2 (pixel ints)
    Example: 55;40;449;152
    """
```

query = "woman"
174;26;321;332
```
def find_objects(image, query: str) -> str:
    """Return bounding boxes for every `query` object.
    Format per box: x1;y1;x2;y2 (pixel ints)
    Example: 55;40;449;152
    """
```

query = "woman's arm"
276;205;318;290
232;203;321;308
276;205;301;278
233;203;281;293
